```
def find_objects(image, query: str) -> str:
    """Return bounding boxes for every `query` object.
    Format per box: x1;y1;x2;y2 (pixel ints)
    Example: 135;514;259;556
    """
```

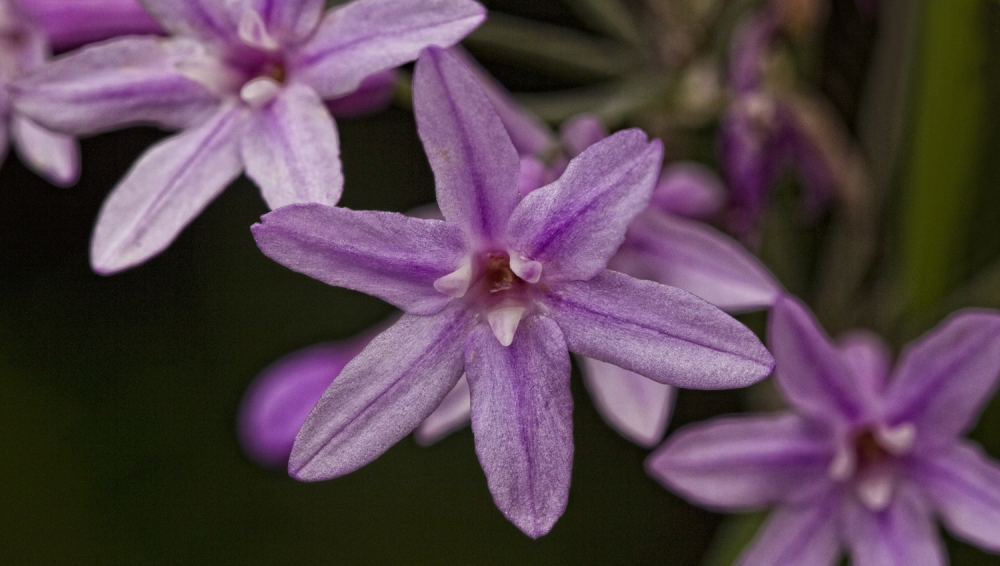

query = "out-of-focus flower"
0;0;79;185
252;47;773;537
21;0;163;51
14;0;485;274
648;296;1000;565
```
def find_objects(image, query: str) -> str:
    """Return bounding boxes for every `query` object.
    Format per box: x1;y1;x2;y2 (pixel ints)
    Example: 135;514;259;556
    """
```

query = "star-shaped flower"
252;47;774;538
15;0;485;273
648;296;1000;565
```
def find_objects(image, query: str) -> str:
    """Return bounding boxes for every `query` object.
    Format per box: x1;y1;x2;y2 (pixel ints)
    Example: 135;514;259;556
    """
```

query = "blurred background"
2;0;1000;563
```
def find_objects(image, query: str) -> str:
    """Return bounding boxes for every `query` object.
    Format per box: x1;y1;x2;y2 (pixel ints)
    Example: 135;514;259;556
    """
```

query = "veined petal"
25;0;164;50
90;104;246;274
549;270;773;389
559;114;606;157
249;0;324;44
413;46;520;244
837;330;891;401
580;357;674;448
252;204;467;315
292;0;485;99
139;0;243;41
241;83;343;209
10;115;79;187
290;305;472;480
649;162;726;219
912;441;1000;552
736;497;840;566
13;36;220;135
414;374;471;445
883;310;1000;441
619;213;782;312
508;130;663;282
466;316;573;539
841;484;945;566
646;413;832;510
770;296;870;423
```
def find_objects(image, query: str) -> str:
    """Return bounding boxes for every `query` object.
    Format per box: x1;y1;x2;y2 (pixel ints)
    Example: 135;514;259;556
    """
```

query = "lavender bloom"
14;0;485;274
252;47;774;537
648;296;1000;565
22;0;163;51
0;0;79;185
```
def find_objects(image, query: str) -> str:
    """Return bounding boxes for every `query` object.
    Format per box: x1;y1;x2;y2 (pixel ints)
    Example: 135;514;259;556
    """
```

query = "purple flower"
0;0;79;185
648;296;1000;564
21;0;163;51
252;47;774;537
14;0;485;274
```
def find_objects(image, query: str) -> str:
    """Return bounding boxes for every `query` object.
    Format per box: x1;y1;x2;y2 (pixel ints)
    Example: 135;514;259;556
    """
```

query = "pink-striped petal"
736;497;840;566
25;0;164;50
841;484;945;566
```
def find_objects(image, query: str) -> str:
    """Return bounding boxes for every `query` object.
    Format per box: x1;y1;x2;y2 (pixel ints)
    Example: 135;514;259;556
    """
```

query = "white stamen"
433;258;472;298
488;306;526;347
856;472;895;511
827;445;856;482
509;255;542;283
240;77;282;108
238;9;280;51
876;422;916;456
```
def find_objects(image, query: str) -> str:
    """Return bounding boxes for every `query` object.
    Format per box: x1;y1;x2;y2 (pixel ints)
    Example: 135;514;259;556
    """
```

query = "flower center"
827;422;916;511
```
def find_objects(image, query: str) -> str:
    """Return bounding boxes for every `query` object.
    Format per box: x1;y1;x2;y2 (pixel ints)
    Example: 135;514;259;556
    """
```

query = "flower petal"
289;305;472;480
25;0;164;50
13;36;220;135
841;484;945;566
579;356;674;448
736;497;840;566
414;373;471;445
237;342;367;469
837;330;891;401
139;0;242;41
466;316;573;539
647;413;832;510
413;46;520;244
10;115;79;187
883;309;1000;440
250;0;324;44
324;70;396;118
550;270;773;389
911;441;1000;552
292;0;485;99
90;104;246;274
769;295;870;423
649;162;726;219
252;204;467;315
241;83;343;209
618;213;782;312
558;114;606;157
507;130;663;282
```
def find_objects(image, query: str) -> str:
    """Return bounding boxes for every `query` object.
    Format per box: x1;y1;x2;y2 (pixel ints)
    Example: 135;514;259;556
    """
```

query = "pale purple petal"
241;83;342;209
841;485;945;566
413;46;520;244
646;413;832;510
10;114;79;186
250;0;323;44
414;373;470;445
508;130;663;282
619;213;782;312
292;0;485;99
466;316;572;539
238;342;365;468
736;497;840;566
253;204;467;315
729;12;777;94
324;69;396;118
559;114;606;157
580;356;674;448
90;104;246;274
448;47;555;158
649;162;726;219
13;36;220;135
837;330;891;401
883;310;1000;441
912;441;1000;552
138;0;241;41
518;156;547;197
24;0;164;50
290;305;472;480
769;295;870;423
549;270;774;389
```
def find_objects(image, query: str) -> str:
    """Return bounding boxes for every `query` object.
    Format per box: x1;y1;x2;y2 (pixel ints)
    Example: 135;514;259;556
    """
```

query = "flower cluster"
8;0;1000;561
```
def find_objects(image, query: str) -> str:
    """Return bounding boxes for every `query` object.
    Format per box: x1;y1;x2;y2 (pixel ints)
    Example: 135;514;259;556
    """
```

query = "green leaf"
701;512;767;566
514;74;670;127
561;0;643;45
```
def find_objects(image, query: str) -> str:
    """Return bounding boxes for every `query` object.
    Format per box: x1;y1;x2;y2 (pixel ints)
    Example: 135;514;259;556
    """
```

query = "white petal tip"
487;307;526;347
433;259;472;298
239;9;281;51
240;78;282;108
876;423;916;456
827;447;857;482
509;255;542;283
856;474;895;511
